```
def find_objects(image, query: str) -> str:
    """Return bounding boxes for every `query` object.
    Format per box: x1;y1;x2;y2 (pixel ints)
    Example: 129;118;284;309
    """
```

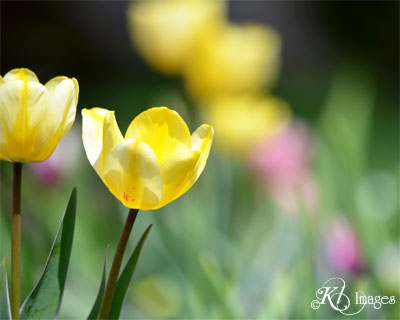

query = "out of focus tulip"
184;23;281;100
29;127;81;186
0;68;79;162
249;121;318;212
82;106;213;210
127;0;225;76
322;215;363;273
203;94;289;158
250;121;314;184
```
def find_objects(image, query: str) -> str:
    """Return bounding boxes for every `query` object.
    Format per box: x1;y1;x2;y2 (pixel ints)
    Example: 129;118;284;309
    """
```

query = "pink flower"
29;128;81;186
322;216;363;273
249;120;318;213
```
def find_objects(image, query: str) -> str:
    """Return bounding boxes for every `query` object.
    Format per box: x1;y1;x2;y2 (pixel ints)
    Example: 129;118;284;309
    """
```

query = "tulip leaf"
0;257;11;320
20;188;77;319
87;245;108;320
108;224;152;319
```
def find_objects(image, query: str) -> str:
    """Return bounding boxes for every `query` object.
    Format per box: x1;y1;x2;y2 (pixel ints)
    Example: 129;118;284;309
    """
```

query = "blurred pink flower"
29;128;81;186
249;120;318;213
322;215;363;273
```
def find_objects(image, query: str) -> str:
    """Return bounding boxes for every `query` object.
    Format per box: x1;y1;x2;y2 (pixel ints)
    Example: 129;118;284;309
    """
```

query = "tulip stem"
98;208;139;320
11;162;22;320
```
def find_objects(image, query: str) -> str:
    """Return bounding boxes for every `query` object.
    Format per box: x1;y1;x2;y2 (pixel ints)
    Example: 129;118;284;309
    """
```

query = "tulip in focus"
203;95;290;157
127;0;225;76
0;68;79;162
184;23;281;100
322;215;363;274
249;121;318;213
82;106;213;210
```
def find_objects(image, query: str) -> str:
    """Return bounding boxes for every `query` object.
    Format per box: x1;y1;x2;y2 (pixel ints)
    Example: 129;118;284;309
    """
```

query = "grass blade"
0;257;11;319
20;188;77;319
87;245;108;320
108;224;152;319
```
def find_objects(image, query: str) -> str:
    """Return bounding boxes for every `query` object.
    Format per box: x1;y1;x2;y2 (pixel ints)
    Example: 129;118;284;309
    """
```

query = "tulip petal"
82;108;110;165
46;77;78;138
45;76;69;94
103;139;163;210
0;122;8;160
0;80;49;161
152;125;213;208
0;78;5;161
125;107;192;162
153;149;201;209
97;112;124;174
45;76;79;110
0;81;49;133
3;68;39;83
191;124;214;180
58;79;79;140
31;78;79;161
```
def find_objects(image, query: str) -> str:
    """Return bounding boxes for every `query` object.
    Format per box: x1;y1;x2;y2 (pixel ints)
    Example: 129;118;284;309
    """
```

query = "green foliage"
20;188;77;320
318;67;375;181
108;225;152;319
87;246;108;320
0;257;11;320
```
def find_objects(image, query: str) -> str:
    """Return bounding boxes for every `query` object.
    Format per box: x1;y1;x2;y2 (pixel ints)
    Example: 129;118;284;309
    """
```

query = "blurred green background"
1;1;399;319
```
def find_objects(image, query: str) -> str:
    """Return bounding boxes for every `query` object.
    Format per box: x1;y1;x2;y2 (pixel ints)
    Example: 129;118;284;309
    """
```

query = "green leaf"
87;245;108;320
20;188;77;319
0;257;11;319
108;224;152;319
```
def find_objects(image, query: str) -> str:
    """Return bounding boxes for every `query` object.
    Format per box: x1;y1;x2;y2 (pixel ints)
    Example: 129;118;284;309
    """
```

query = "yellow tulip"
184;23;281;100
127;0;225;76
82;106;213;210
0;68;79;162
201;94;290;157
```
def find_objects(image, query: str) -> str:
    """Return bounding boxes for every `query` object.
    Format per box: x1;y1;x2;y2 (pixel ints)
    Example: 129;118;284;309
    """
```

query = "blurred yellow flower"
0;68;79;162
82;106;213;210
202;95;290;157
184;23;281;100
127;0;225;76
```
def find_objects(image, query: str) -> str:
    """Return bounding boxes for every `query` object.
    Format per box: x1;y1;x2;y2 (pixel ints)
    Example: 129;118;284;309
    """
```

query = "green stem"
98;208;138;319
11;162;22;320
